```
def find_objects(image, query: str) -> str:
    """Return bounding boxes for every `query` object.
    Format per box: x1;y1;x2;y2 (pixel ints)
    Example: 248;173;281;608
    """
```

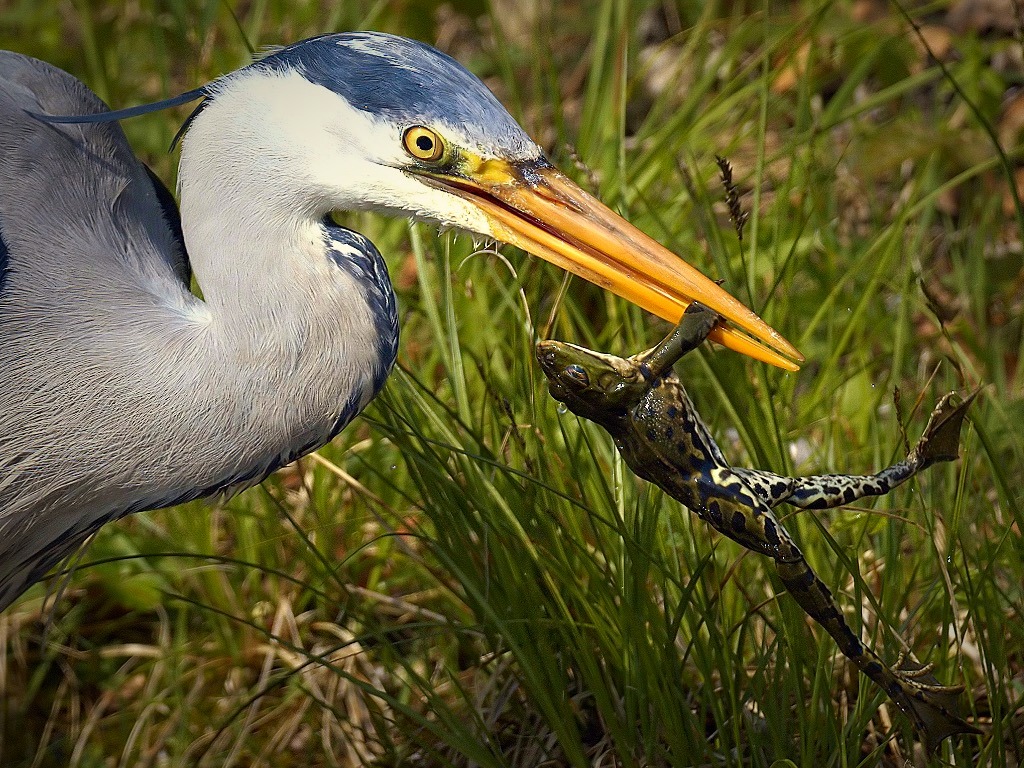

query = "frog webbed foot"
889;651;982;753
911;389;979;467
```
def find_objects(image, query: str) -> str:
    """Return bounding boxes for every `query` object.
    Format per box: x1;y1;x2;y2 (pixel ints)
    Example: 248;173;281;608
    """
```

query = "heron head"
181;32;800;369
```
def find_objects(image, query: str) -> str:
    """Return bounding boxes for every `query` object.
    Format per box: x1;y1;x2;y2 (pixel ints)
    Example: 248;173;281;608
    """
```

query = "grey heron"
0;32;801;612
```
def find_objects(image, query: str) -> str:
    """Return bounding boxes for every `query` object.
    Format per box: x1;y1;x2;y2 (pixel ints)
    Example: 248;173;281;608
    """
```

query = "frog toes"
912;388;979;465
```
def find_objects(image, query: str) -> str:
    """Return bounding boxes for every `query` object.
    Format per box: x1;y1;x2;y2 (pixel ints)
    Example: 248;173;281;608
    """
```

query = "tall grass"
1;1;1021;766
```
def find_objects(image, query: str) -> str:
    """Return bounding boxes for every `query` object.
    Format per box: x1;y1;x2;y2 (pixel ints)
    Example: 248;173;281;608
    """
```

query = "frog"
536;302;980;753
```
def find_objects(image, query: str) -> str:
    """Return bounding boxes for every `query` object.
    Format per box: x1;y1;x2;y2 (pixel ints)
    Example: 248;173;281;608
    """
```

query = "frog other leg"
729;463;924;510
773;550;980;753
697;476;979;752
729;390;977;511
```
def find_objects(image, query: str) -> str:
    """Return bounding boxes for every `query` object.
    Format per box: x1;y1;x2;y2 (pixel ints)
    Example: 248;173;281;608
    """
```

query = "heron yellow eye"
403;126;445;162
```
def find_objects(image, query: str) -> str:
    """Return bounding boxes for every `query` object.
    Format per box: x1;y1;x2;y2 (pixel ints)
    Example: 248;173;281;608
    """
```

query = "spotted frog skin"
537;303;980;753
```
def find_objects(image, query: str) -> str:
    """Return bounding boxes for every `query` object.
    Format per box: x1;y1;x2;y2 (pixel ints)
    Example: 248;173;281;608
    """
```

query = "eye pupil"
404;126;444;162
567;365;589;387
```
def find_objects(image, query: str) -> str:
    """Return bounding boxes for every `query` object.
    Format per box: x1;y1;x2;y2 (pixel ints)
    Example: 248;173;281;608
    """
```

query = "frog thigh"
728;467;797;508
695;469;794;559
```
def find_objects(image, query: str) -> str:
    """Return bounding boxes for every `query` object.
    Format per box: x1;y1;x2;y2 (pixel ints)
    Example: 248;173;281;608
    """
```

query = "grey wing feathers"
0;52;192;609
0;52;190;298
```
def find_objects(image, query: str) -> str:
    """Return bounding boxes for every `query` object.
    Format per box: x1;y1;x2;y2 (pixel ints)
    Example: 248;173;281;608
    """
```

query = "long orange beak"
418;158;802;371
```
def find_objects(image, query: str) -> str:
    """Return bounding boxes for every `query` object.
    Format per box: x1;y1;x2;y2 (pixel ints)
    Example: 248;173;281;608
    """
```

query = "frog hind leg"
733;463;921;510
729;389;978;511
693;472;978;751
774;554;980;752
